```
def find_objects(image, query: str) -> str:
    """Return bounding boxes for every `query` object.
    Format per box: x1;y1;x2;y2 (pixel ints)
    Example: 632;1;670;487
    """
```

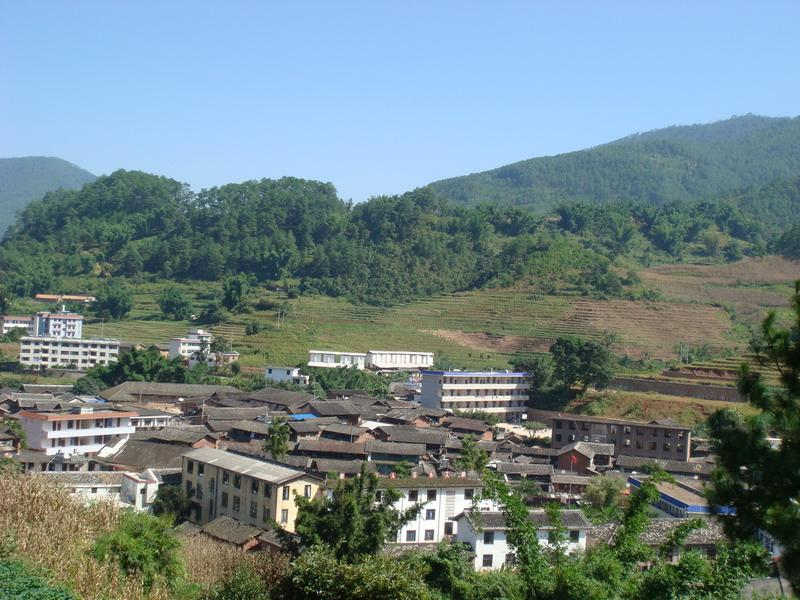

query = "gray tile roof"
376;425;448;445
457;509;591;531
100;382;239;403
131;426;213;445
312;458;377;475
294;439;368;456
34;471;126;486
589;518;726;546
494;462;554;476
93;440;188;470
440;416;492;433
556;441;615;458
201;516;264;546
366;440;427;456
615;454;714;475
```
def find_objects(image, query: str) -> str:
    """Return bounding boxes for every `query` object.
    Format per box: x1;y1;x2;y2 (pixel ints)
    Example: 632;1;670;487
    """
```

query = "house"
440;416;494;440
365;350;434;371
366;440;427;470
491;462;554;483
188;350;240;369
195;515;282;551
19;336;120;371
31;310;83;339
34;471;128;504
182;447;324;532
2;315;33;336
549;414;691;462
614;454;714;480
420;371;529;424
169;328;213;359
383;476;494;544
19;405;136;456
550;473;593;496
307;350;367;370
627;475;734;518
126;406;178;429
293;439;369;461
454;509;592;570
319;423;373;443
371;425;448;453
265;366;310;386
120;468;179;511
99;382;240;406
555;442;615;475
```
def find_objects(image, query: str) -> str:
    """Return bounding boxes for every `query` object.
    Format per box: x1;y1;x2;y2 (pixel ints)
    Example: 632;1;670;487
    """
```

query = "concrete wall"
610;377;744;403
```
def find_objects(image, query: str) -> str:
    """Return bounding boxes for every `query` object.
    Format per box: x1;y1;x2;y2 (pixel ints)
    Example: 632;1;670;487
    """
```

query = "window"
209;478;215;493
636;440;643;449
195;483;203;500
251;479;259;494
304;485;312;498
624;439;631;447
280;509;289;524
405;530;416;542
649;442;657;450
482;554;493;568
664;430;671;438
505;553;516;566
221;492;228;508
425;509;436;520
427;489;436;501
234;474;241;489
569;530;580;542
408;489;418;502
264;484;272;498
197;463;204;477
263;506;271;523
90;487;98;494
250;501;257;518
663;442;671;451
464;488;474;500
232;496;240;512
568;422;576;430
186;481;192;496
186;460;194;474
444;522;454;536
282;486;290;501
483;531;495;545
555;434;562;442
424;529;435;541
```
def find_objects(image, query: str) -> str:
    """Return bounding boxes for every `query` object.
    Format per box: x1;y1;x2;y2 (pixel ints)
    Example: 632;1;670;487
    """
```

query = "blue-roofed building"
628;475;735;518
419;370;530;424
289;413;317;421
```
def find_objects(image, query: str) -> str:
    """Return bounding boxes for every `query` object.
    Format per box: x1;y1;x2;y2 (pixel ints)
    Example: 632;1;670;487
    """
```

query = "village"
0;300;778;575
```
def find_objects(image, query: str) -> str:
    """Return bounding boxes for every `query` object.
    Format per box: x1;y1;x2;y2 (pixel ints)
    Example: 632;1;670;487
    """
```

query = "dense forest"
0;156;96;235
0;167;791;306
429;115;800;212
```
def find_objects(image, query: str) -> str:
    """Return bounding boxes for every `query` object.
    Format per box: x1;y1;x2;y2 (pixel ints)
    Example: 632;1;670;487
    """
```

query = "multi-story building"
365;350;435;371
265;366;310;386
19;406;136;456
383;476;498;544
549;414;692;462
308;350;366;370
2;315;33;336
454;509;591;570
181;448;323;533
419;371;530;423
19;336;120;371
169;328;213;359
31;310;83;339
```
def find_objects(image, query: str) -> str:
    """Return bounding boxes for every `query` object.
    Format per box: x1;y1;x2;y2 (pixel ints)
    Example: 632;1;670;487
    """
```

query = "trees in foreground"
708;281;800;593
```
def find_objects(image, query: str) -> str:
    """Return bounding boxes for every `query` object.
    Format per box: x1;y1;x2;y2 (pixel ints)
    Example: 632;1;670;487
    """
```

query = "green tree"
550;337;616;391
72;376;105;396
91;511;183;590
93;280;133;320
0;286;10;315
151;485;191;525
510;352;554;395
0;417;26;449
0;560;77;600
156;285;193;320
206;565;270;600
263;416;290;460
221;275;251;312
708;281;800;592
582;476;625;523
287;464;420;562
455;435;489;473
84;348;190;387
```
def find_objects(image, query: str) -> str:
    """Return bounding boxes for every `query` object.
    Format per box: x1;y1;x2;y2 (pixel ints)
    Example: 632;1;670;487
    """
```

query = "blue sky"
2;1;799;201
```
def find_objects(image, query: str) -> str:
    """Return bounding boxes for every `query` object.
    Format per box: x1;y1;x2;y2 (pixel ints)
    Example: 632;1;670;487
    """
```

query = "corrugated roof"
184;447;314;484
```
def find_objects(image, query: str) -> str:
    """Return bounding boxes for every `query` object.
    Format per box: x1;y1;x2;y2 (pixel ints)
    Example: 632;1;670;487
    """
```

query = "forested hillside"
429;115;800;212
0;169;775;306
0;156;96;235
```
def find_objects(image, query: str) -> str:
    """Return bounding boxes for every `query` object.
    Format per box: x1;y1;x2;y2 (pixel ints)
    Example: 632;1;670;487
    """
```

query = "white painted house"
366;350;435;371
308;350;367;370
19;406;136;456
383;476;499;544
2;316;33;336
32;310;83;339
169;328;213;359
266;366;310;386
419;371;530;423
454;509;591;570
19;337;120;371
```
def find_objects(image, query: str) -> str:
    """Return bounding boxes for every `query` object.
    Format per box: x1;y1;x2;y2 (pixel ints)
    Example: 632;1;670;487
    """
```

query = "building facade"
32;311;83;339
308;350;367;370
419;371;529;423
2;316;33;336
549;415;692;462
365;350;435;371
454;510;591;570
19;337;120;371
265;366;310;386
169;328;213;359
181;448;323;533
19;406;136;456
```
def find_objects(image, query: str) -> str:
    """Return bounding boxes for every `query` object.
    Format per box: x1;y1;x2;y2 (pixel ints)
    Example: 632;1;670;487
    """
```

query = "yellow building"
181;448;322;533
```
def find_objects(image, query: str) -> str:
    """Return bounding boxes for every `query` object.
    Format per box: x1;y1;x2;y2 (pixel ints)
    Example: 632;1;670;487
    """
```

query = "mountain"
428;115;800;212
0;156;96;235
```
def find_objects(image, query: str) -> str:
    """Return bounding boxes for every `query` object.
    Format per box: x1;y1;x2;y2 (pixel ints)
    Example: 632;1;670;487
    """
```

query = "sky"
2;1;799;202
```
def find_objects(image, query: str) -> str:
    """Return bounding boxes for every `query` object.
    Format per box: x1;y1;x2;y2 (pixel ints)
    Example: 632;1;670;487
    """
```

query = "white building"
383;476;499;544
35;469;167;511
419;371;530;424
308;350;367;370
19;406;136;456
32;310;83;339
266;366;310;386
128;407;178;430
366;350;434;371
169;328;213;359
2;315;33;336
454;509;591;570
19;337;120;371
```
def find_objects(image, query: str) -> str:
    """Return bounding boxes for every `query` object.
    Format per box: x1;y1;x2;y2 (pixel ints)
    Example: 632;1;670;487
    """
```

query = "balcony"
46;425;135;439
441;382;530;390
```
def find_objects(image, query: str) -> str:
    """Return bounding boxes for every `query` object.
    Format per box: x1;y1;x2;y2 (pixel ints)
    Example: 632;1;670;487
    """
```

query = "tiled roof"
493;462;554;476
376;425;448;445
93;440;188;470
201;407;270;421
550;473;593;486
100;382;239;403
321;423;368;437
556;441;615;458
201;516;264;546
440;416;492;432
294;439;368;456
366;440;427;456
589;518;726;546
615;454;714;475
132;426;212;445
457;509;591;531
312;459;377;475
